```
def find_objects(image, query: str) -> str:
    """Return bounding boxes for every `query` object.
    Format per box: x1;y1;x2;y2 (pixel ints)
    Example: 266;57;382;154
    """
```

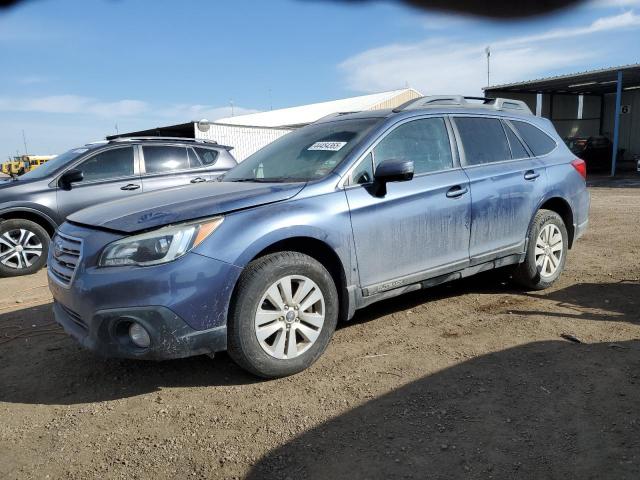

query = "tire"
513;209;568;290
0;219;50;277
227;251;339;378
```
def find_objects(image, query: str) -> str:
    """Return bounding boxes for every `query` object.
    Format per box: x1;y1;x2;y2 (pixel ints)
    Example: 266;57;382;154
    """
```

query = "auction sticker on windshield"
308;141;347;151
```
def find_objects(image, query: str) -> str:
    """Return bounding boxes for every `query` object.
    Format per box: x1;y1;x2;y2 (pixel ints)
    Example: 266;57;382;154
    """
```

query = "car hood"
68;181;305;233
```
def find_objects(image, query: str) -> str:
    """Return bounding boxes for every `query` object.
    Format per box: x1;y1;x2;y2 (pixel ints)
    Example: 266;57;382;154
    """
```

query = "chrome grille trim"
48;232;83;288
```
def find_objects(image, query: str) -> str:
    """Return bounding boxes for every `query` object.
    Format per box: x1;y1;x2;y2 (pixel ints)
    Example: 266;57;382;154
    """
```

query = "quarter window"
193;147;219;166
349;152;374;185
511;121;556;156
455;117;512;165
373;118;453;175
143;146;190;174
503;122;530;159
76;147;134;182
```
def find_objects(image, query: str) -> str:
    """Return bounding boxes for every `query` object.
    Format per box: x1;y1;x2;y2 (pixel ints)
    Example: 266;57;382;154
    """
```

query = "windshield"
222;118;380;183
20;147;91;181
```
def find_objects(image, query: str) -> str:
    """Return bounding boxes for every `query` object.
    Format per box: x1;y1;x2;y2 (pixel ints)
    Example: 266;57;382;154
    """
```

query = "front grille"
60;303;87;330
49;232;83;287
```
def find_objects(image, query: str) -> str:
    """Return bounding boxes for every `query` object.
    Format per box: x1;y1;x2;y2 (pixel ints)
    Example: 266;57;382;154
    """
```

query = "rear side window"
511;121;557;156
193;147;219;166
77;147;134;182
503;122;530;159
143;146;189;174
373;117;453;175
455;117;511;165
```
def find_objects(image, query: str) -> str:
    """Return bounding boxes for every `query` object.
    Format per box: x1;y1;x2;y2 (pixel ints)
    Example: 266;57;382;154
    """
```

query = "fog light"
129;322;151;348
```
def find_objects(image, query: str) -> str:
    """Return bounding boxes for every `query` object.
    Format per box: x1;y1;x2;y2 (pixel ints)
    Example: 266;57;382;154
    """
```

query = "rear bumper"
53;301;227;360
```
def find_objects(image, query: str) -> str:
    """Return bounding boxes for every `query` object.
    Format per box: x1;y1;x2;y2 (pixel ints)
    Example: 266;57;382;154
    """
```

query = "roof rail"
314;111;362;123
108;136;219;144
393;95;533;115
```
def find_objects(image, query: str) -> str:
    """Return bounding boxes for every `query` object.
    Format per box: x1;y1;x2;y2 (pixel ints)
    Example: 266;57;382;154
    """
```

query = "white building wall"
194;123;293;161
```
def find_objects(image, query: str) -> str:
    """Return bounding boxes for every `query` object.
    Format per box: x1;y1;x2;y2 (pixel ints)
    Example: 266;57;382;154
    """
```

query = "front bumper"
47;222;243;360
53;302;226;360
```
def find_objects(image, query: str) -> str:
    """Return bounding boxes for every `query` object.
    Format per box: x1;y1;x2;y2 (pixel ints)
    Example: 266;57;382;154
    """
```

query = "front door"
345;117;471;294
56;145;141;219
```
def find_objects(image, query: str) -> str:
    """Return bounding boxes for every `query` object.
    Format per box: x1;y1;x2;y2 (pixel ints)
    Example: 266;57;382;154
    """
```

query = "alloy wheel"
535;223;563;278
254;275;325;360
0;228;43;270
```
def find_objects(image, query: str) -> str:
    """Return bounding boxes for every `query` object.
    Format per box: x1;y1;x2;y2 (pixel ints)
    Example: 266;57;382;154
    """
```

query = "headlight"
98;217;223;267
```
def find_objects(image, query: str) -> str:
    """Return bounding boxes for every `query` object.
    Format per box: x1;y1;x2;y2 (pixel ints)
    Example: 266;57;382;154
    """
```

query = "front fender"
193;191;357;284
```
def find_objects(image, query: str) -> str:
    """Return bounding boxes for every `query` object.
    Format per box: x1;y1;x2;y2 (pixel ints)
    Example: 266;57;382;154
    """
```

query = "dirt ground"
1;176;639;480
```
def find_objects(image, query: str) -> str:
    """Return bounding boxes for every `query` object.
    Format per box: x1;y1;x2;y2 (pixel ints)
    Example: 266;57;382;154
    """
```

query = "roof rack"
393;95;533;115
108;136;220;144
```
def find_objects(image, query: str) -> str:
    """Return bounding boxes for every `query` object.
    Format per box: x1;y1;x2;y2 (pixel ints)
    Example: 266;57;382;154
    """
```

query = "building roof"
484;64;640;95
216;88;422;128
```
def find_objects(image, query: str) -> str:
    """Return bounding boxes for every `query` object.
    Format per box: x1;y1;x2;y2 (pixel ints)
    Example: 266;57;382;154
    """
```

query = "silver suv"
0;137;237;277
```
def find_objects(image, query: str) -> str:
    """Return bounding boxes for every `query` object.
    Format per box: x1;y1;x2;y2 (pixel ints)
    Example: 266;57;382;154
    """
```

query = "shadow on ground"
514;280;639;324
247;339;640;480
0;276;636;406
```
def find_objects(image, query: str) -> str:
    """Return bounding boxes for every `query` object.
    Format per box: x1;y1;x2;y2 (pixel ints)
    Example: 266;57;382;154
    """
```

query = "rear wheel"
227;251;338;378
513;209;568;290
0;219;50;277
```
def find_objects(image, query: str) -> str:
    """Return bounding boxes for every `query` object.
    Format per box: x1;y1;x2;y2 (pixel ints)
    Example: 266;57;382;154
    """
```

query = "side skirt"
349;253;524;315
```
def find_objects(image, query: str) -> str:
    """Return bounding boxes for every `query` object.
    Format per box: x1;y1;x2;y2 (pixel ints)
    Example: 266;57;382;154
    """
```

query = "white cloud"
158;104;259;121
0;95;260;121
497;10;640;45
339;11;640;95
0;95;148;116
589;0;640;8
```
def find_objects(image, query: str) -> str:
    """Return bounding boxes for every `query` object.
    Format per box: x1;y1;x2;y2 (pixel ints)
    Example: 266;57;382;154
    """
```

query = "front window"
76;146;135;182
222;118;380;183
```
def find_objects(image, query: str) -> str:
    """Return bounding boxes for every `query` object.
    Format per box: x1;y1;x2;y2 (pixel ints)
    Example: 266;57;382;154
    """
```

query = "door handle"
446;185;468;198
524;170;540;181
190;177;207;183
120;183;140;191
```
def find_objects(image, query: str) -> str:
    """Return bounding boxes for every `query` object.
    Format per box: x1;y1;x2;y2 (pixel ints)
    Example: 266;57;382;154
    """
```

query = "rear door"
345;116;471;294
452;116;548;265
56;145;141;219
140;144;209;192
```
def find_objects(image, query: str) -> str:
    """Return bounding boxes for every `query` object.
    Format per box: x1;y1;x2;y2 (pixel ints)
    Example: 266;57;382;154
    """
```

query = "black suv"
0;137;237;277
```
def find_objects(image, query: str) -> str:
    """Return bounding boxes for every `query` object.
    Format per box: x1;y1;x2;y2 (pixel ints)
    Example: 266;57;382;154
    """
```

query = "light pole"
485;46;491;88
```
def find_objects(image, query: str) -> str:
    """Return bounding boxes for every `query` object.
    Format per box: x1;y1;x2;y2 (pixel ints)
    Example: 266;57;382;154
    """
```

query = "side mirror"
371;159;414;196
58;169;83;190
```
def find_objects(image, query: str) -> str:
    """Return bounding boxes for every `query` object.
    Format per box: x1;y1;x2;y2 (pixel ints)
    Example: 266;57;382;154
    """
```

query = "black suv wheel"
0;219;50;277
227;251;338;378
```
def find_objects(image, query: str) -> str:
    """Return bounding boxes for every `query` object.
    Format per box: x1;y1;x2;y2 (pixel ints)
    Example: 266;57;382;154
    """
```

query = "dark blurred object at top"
1;0;585;18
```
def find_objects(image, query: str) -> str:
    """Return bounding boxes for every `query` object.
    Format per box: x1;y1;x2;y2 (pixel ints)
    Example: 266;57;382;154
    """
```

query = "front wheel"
227;251;338;378
513;209;568;290
0;219;50;277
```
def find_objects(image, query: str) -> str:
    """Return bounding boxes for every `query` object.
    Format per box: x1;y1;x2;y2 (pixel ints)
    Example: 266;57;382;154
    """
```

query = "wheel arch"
537;196;575;248
240;235;351;322
0;208;58;237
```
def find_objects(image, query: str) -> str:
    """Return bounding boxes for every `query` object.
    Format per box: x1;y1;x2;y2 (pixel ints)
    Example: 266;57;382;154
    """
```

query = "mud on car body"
49;95;590;378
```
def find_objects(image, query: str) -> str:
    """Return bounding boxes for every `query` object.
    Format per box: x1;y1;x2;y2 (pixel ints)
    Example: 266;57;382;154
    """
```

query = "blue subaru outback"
48;96;589;378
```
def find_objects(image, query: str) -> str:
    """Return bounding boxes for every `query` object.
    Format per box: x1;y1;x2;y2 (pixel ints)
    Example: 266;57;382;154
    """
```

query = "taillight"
571;158;587;180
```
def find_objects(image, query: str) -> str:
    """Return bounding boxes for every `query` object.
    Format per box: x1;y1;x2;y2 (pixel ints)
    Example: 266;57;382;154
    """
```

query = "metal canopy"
484;64;640;95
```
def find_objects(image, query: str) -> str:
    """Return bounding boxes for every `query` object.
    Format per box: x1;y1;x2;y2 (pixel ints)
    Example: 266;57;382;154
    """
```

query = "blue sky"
0;0;639;157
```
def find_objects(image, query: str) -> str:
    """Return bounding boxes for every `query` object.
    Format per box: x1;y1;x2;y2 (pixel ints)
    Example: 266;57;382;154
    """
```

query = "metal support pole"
611;70;623;176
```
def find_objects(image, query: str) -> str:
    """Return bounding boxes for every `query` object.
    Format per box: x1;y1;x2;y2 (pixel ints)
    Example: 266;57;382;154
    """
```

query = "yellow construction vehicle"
1;158;28;176
1;155;55;176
